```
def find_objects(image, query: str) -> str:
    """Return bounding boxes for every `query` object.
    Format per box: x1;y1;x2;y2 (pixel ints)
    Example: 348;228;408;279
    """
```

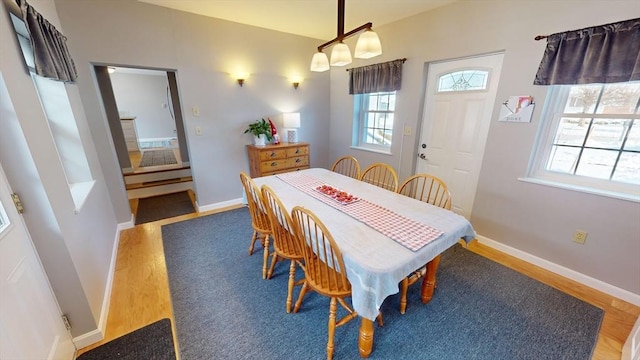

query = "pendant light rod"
317;22;373;52
316;0;372;51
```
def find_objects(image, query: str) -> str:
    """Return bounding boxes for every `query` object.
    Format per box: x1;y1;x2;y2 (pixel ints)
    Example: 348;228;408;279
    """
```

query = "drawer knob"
269;152;276;157
295;149;300;154
271;162;277;167
295;159;301;163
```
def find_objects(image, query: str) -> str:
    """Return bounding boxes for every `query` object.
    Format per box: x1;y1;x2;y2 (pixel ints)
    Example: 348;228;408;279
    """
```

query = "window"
437;70;489;92
10;14;94;210
527;82;640;200
353;91;396;151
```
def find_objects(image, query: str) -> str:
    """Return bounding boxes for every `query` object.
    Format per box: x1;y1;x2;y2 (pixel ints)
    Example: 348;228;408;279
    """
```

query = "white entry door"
417;53;504;219
0;164;76;359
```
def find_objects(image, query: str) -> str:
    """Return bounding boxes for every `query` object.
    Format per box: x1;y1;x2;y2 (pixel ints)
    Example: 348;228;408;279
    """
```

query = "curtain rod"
345;58;407;71
534;35;547;41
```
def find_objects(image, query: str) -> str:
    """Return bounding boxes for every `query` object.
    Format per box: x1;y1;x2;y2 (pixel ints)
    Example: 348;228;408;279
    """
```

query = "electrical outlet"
192;106;200;116
403;125;412;136
573;230;588;244
195;126;202;136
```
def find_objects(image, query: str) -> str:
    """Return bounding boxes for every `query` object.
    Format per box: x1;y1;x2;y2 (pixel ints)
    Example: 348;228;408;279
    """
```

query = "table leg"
420;254;441;304
358;318;374;358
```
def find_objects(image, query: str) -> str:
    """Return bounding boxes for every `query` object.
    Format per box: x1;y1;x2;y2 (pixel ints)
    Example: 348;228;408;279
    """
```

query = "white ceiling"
138;0;457;41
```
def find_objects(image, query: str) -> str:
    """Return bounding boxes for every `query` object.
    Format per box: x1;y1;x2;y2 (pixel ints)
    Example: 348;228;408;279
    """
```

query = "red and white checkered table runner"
277;172;443;251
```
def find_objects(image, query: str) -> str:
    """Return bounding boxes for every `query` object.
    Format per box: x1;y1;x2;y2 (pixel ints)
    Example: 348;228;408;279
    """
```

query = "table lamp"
283;112;301;143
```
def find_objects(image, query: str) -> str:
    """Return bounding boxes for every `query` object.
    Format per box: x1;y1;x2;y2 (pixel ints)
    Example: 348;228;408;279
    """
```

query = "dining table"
252;168;476;358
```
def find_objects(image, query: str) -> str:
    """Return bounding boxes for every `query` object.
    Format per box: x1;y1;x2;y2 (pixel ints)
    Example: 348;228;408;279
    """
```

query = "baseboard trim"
73;328;103;349
476;235;640;306
73;216;130;348
197;198;243;213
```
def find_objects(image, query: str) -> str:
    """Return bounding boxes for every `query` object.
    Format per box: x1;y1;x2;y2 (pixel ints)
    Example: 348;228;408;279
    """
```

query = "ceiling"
138;0;457;41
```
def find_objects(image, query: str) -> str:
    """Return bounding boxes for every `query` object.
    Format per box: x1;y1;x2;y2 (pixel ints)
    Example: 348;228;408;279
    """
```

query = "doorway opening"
93;65;195;220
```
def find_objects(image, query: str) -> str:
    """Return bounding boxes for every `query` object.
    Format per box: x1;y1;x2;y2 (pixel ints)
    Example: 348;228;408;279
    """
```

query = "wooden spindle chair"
397;173;452;314
290;206;362;360
261;185;306;313
330;156;361;179
239;172;272;279
359;163;399;192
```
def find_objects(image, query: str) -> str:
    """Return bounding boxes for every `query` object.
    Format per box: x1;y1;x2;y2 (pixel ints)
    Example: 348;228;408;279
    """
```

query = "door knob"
419;153;427;160
421;143;427;149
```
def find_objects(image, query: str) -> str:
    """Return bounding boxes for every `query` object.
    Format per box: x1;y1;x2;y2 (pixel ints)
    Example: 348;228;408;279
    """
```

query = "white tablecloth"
253;168;476;320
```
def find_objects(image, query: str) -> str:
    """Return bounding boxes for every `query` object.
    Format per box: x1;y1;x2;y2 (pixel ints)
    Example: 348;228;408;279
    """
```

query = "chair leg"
327;297;337;360
285;260;296;313
293;281;308;313
262;235;270;279
248;230;258;255
399;277;409;314
266;252;279;280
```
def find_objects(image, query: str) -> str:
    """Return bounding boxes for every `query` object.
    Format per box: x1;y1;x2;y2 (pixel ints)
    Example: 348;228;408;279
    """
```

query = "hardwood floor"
76;208;639;359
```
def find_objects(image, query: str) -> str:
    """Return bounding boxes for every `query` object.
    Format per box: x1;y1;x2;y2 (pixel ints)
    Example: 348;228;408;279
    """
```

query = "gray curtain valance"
349;59;405;94
18;0;78;83
534;18;640;85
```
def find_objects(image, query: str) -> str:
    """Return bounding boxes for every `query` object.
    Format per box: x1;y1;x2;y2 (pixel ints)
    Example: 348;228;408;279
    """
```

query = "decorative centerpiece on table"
243;118;273;146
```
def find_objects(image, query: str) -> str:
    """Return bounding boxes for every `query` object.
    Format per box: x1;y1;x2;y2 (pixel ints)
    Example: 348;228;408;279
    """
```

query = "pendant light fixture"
310;0;382;72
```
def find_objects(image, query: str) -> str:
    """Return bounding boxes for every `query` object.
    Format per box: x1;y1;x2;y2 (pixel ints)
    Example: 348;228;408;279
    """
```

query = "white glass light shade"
354;30;382;59
310;52;330;72
330;43;352;66
282;113;301;128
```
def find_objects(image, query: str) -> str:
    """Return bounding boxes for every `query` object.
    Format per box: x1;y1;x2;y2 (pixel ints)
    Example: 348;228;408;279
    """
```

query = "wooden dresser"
246;142;309;177
120;116;139;152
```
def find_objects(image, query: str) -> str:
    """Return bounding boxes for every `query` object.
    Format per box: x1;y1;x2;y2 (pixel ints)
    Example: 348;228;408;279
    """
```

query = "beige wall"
0;0;120;337
55;0;331;221
329;0;640;296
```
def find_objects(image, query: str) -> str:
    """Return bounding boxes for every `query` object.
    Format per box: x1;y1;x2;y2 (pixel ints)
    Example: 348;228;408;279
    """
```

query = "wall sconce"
233;72;249;87
290;76;303;90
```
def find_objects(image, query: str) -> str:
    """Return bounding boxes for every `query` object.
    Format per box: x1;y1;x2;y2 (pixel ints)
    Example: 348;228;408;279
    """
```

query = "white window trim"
526;85;640;202
353;92;396;152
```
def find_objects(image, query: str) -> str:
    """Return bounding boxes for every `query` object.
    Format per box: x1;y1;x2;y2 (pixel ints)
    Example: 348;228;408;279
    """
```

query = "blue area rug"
162;208;603;359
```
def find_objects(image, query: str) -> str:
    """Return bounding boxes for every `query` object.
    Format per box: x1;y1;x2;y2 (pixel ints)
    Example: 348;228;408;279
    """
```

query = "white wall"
110;71;176;140
329;0;640;297
0;0;120;338
55;0;331;222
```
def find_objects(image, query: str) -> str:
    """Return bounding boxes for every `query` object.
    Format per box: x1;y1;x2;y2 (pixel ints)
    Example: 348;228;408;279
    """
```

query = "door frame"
412;51;505;217
93;65;190;173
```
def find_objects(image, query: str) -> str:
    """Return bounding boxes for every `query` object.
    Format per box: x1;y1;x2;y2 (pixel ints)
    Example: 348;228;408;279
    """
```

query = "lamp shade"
310;52;330;72
282;113;301;128
354;30;382;59
330;43;352;66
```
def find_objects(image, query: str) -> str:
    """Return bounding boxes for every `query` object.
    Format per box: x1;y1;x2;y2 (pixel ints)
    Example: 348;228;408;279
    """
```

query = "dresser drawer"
286;146;308;157
246;142;309;177
259;159;289;173
258;149;287;161
287;156;309;168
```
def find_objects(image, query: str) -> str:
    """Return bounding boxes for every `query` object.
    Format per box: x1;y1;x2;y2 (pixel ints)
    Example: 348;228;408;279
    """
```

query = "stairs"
124;166;193;199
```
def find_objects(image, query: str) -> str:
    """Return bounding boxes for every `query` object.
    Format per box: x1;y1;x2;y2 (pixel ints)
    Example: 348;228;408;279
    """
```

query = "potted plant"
244;118;273;146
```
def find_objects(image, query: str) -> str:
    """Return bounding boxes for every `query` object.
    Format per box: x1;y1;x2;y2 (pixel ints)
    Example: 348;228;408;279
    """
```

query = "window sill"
517;177;639;203
350;146;392;156
70;180;96;213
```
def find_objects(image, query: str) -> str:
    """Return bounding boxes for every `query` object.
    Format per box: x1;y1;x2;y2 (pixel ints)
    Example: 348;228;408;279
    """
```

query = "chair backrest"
290;206;351;296
398;173;452;210
331;156;361;179
359;163;399;192
261;185;303;259
239;172;271;232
